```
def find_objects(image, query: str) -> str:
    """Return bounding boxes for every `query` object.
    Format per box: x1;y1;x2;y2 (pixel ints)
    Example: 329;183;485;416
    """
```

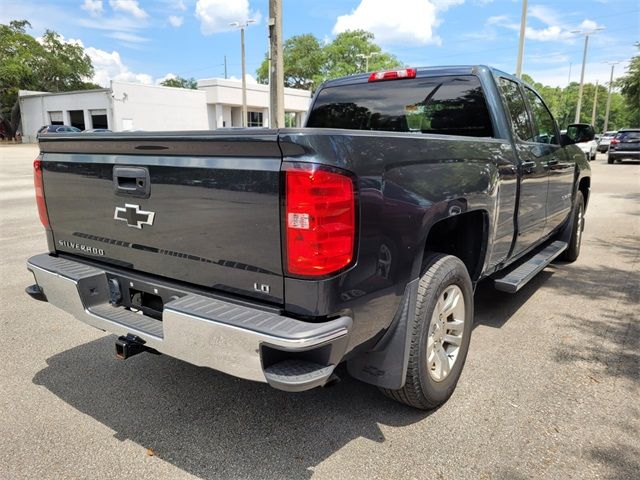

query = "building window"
247;111;263;127
285;112;297;128
69;110;85;130
48;111;63;125
90;109;108;129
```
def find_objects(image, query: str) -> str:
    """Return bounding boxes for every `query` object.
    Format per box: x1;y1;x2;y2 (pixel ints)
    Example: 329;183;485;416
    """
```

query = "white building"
18;78;312;143
197;78;311;129
19;81;209;143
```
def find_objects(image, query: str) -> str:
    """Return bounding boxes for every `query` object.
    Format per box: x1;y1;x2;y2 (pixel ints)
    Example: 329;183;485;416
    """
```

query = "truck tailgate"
39;132;284;303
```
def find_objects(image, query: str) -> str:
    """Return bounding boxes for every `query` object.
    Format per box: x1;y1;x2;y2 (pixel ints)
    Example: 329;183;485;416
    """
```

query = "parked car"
83;128;112;133
607;128;640;164
561;126;596;160
26;66;592;410
38;125;82;134
597;130;617;152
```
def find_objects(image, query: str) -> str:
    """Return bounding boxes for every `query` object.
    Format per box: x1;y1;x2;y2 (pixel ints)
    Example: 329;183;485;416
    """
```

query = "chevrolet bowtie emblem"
114;204;155;229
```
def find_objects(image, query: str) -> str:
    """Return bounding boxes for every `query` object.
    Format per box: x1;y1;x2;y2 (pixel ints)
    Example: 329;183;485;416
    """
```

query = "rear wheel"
607;156;614;164
561;191;584;262
380;254;473;410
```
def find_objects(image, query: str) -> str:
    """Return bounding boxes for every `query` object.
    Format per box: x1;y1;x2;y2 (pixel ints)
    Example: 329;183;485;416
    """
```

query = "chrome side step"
494;241;567;293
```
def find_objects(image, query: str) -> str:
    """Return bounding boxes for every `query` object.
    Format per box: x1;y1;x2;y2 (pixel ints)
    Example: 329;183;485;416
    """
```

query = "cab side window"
499;78;534;142
525;88;559;145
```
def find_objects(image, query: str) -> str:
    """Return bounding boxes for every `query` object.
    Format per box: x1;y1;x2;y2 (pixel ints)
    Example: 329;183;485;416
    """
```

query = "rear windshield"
306;75;494;138
615;130;640;142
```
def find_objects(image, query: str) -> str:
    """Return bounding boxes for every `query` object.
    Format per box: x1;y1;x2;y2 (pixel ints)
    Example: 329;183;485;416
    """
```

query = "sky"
1;0;638;89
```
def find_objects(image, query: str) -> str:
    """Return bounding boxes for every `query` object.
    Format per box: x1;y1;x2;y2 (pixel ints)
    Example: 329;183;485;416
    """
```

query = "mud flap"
347;278;418;389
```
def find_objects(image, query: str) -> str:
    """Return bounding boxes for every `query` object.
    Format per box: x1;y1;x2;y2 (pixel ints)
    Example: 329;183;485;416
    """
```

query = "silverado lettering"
57;240;105;256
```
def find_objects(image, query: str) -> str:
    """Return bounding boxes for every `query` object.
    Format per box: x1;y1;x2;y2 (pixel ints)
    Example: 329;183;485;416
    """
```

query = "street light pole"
356;52;379;72
591;80;598;127
603;62;619;133
515;0;528;78
572;27;604;123
230;19;256;128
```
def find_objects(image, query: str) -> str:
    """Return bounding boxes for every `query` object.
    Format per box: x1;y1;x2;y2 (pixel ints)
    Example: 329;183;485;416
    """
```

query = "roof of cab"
320;65;496;89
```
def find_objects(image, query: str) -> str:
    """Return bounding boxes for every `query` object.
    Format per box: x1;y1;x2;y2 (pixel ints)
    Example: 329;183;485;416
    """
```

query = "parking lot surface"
1;144;638;479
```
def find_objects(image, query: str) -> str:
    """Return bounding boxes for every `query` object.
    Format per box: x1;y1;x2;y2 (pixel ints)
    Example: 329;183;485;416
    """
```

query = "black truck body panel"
30;65;591;389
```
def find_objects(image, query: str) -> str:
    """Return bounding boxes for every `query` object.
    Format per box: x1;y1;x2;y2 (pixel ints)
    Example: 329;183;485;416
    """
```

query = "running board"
494;241;567;293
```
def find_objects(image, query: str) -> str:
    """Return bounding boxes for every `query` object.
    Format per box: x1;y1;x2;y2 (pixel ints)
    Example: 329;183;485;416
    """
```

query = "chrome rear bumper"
27;253;351;390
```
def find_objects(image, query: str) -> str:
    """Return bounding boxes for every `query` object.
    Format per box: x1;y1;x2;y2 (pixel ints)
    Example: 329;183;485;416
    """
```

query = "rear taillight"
284;163;356;277
33;158;49;228
610;138;619;145
368;68;416;82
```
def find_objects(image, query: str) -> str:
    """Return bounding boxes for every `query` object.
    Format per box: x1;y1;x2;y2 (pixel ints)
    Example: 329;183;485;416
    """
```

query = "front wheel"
380;254;473;410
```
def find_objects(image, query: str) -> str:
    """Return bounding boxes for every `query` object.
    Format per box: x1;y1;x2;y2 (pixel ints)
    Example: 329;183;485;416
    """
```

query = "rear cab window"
306;75;494;138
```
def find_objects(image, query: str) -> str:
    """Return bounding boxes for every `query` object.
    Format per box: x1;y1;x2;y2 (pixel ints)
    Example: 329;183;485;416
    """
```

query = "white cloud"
176;0;187;11
85;47;154;86
107;31;149;43
81;0;103;16
332;0;463;46
227;74;258;84
109;0;148;19
487;6;604;43
195;0;261;35
168;15;184;27
156;73;177;85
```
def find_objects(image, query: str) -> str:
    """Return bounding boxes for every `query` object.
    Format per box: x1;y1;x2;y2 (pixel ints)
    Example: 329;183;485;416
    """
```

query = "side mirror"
563;123;595;146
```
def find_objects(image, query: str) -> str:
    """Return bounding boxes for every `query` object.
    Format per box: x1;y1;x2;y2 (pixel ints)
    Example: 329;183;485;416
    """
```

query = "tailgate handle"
113;166;150;198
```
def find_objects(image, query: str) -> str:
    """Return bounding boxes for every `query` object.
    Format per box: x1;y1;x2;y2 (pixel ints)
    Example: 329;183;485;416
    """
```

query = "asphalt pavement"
0;144;638;479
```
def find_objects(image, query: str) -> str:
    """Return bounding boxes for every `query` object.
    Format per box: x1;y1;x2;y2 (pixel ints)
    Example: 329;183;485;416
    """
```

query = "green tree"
256;30;402;92
322;30;401;80
160;76;198;89
521;73;633;131
0;20;96;138
256;34;324;90
616;44;640;126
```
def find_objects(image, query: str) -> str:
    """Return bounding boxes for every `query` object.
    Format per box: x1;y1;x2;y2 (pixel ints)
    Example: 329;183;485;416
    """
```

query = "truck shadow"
32;339;429;479
32;256;638;478
31;271;559;479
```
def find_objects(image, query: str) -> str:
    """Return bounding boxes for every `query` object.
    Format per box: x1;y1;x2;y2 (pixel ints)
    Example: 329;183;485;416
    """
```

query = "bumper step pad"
264;359;336;392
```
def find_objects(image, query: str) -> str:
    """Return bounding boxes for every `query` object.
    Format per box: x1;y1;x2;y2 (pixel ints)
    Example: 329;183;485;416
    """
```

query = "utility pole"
224;55;228;79
230;19;256;127
268;0;284;128
591;80;598;127
603;62;619;133
356;52;379;72
572;27;604;123
515;0;528;78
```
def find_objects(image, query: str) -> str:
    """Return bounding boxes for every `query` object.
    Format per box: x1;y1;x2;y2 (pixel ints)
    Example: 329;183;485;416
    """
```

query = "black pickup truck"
26;66;593;409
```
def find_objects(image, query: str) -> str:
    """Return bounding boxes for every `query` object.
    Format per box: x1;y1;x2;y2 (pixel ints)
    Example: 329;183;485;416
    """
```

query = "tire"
607;156;614;164
560;191;584;262
380;253;473;410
